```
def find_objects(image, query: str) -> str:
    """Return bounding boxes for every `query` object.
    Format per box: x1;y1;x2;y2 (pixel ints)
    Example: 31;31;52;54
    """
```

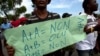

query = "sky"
20;0;100;16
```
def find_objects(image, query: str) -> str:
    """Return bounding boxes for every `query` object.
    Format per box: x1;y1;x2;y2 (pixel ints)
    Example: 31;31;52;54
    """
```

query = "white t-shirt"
75;13;98;50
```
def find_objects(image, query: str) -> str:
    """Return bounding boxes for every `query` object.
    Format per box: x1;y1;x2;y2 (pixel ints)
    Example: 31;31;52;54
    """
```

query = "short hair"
82;0;90;10
31;0;51;4
62;13;72;18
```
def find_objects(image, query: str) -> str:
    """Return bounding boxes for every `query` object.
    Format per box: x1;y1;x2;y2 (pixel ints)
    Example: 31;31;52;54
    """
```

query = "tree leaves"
0;0;22;18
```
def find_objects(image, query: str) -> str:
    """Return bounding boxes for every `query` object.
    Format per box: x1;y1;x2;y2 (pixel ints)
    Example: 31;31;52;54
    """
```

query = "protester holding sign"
75;0;100;56
0;18;14;56
0;27;4;56
27;0;60;24
27;0;62;56
5;15;87;56
6;0;62;56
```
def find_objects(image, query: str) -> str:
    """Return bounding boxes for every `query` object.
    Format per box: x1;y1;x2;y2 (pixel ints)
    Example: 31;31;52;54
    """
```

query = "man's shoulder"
30;11;60;18
28;14;38;20
48;12;60;19
49;12;59;16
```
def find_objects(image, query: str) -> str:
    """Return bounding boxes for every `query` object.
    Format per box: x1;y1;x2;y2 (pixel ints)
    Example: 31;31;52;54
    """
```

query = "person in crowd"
0;18;13;56
6;0;63;56
96;31;100;53
18;17;27;27
27;0;62;56
0;39;4;56
0;26;4;56
94;16;100;54
62;13;72;18
1;18;12;30
75;0;100;56
11;16;20;28
27;0;60;24
0;18;14;56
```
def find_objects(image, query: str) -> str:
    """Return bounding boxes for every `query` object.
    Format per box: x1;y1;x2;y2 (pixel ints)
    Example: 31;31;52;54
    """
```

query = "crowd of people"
0;16;27;56
0;0;100;56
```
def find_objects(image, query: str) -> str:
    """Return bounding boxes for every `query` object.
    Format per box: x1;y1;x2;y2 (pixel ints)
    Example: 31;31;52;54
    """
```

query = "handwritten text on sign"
4;15;87;56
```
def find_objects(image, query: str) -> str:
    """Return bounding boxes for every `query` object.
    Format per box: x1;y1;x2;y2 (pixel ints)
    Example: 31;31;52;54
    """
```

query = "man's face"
3;19;7;24
89;0;98;11
34;0;49;7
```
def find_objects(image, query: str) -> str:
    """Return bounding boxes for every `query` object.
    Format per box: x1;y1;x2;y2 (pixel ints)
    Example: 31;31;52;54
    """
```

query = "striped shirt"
27;12;60;24
76;13;98;50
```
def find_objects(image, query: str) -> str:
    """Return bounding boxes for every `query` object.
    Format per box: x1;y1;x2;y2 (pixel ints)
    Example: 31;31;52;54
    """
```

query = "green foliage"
0;17;3;24
7;14;15;20
0;0;22;18
24;14;31;18
15;6;27;17
16;6;26;14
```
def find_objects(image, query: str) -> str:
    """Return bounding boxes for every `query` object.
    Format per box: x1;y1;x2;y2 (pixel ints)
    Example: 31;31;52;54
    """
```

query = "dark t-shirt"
0;39;3;56
97;32;100;41
27;12;60;24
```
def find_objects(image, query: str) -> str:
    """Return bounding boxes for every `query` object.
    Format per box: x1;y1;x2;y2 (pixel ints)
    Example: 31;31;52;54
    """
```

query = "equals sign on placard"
41;30;46;34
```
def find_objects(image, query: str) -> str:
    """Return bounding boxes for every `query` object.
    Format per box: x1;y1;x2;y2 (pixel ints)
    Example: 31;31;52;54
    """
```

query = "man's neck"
85;10;93;15
35;8;48;15
34;7;48;19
